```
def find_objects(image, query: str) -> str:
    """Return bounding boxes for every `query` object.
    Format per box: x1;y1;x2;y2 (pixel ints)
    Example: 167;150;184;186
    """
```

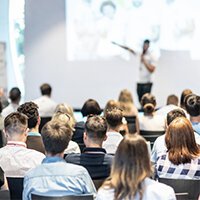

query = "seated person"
2;87;21;118
139;93;165;131
72;99;102;144
66;115;113;180
185;94;200;135
17;102;45;154
155;117;200;179
51;112;80;154
103;108;123;154
96;134;176;200
151;109;200;163
0;112;45;177
23;120;96;199
33;83;57;117
156;94;180;117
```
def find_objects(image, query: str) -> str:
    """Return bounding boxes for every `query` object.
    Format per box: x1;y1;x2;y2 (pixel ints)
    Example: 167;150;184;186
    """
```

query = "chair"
39;117;52;132
140;130;165;149
158;177;200;200
124;116;137;134
6;177;24;200
0;190;10;200
93;179;105;190
175;193;189;200
31;194;93;200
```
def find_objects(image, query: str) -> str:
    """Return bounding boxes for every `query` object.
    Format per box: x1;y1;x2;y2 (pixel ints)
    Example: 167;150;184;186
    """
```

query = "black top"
65;147;113;180
72;121;85;144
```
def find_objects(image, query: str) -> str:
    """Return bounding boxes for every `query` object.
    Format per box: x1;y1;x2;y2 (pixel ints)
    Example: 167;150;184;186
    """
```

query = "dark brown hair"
40;83;52;96
141;93;156;114
81;99;101;117
17;102;39;129
165;117;200;165
4;112;28;135
180;89;192;109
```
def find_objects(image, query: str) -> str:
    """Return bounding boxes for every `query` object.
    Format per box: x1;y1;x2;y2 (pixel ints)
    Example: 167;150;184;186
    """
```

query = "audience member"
51;112;80;154
0;101;6;147
2;87;21;118
0;112;45;177
23;120;96;199
180;89;193;110
156;117;200;179
118;89;138;116
185;94;200;135
104;100;128;135
33;83;57;117
72;99;101;144
139;93;165;131
156;94;180;117
103;108;123;154
151;109;200;163
17;102;45;154
54;103;76;128
66;115;113;180
96;134;176;200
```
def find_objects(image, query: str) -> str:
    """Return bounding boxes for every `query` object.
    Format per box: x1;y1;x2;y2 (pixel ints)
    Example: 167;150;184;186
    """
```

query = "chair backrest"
39;117;52;132
0;190;10;200
6;177;24;200
124;116;137;134
158;177;200;200
140;130;165;149
31;194;93;200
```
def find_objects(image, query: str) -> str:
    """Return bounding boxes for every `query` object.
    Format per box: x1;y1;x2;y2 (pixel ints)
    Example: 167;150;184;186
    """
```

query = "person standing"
112;39;157;103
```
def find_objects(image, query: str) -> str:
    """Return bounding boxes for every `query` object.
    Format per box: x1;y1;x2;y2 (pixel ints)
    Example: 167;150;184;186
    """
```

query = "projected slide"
66;0;200;60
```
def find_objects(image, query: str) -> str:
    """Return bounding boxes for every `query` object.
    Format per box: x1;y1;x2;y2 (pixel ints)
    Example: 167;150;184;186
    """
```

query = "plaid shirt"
155;153;200;179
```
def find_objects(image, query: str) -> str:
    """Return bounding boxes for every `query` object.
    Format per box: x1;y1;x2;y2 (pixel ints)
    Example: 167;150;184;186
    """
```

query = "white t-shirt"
96;177;176;200
33;95;57;117
139;50;157;83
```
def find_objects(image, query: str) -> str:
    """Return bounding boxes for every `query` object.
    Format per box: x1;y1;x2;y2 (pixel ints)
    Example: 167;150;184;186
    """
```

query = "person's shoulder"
97;186;114;200
65;153;81;162
144;178;176;199
25;148;45;158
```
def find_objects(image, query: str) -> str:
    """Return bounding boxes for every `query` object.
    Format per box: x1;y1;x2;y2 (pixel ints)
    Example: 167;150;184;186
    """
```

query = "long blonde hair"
103;134;151;200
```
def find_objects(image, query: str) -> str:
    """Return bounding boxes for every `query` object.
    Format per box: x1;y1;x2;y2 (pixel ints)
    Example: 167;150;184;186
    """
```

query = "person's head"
166;109;186;126
141;93;156;114
184;94;200;117
81;99;101;117
180;89;192;109
107;134;151;199
41;120;72;156
51;112;75;132
143;39;150;53
118;89;133;103
54;103;76;127
4;112;28;142
105;107;123;131
84;115;107;147
100;1;116;19
166;94;179;106
9;87;21;104
17;102;40;130
165;117;200;165
104;100;120;116
132;0;143;8
40;83;52;96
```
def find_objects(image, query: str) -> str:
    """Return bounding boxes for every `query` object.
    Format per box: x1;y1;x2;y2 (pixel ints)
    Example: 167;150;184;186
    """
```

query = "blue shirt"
23;156;96;200
192;122;200;135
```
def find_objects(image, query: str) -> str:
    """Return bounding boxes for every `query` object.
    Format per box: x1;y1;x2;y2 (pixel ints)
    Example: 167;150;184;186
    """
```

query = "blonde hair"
103;134;151;200
54;103;76;128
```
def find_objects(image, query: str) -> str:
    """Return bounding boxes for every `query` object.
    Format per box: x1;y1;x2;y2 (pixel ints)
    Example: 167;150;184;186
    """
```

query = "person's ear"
24;128;29;137
83;132;87;141
37;116;41;126
3;129;8;138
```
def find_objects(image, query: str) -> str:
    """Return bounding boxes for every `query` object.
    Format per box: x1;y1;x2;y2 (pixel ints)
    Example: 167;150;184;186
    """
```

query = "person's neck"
29;126;39;133
190;115;200;123
85;141;102;148
46;152;64;158
7;136;26;143
108;127;119;133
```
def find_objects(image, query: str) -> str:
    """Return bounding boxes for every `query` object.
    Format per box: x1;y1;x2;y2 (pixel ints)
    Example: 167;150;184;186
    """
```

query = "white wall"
24;0;200;109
